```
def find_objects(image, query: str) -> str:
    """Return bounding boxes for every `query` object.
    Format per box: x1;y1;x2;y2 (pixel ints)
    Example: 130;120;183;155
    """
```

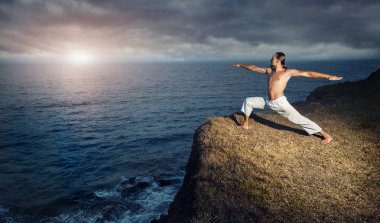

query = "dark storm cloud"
0;0;379;61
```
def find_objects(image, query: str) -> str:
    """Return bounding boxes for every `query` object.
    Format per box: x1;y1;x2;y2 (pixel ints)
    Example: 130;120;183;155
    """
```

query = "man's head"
271;52;287;70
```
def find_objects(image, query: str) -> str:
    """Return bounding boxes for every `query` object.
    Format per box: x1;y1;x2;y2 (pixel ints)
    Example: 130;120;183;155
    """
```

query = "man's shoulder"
267;67;275;74
286;68;297;72
285;68;299;76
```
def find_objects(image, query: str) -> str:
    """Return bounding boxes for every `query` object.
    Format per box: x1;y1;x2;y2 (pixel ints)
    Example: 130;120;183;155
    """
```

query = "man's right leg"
238;97;266;129
239;114;250;129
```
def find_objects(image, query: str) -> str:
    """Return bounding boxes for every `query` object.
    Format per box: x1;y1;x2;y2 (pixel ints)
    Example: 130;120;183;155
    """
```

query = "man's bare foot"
319;130;333;144
236;124;249;129
320;135;333;144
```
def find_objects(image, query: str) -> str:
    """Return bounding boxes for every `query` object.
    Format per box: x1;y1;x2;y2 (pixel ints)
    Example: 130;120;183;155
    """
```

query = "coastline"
152;69;380;222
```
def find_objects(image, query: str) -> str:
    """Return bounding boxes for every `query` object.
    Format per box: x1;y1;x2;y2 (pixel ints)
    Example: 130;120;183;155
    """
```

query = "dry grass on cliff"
188;104;379;222
159;70;380;223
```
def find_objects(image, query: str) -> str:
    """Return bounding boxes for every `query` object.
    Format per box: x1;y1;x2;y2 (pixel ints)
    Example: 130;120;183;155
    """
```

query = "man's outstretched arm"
233;63;271;74
289;69;343;80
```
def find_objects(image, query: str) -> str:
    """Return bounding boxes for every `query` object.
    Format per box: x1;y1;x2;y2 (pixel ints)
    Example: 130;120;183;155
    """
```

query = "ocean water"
0;59;378;222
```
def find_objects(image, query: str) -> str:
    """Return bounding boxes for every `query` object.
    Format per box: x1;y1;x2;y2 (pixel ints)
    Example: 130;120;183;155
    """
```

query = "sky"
0;0;379;62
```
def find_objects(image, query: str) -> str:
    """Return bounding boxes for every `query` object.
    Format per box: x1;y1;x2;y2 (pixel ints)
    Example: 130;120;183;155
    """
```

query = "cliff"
153;69;380;223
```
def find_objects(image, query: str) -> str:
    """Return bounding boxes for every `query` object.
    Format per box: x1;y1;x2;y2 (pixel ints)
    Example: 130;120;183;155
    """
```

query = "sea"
0;59;378;223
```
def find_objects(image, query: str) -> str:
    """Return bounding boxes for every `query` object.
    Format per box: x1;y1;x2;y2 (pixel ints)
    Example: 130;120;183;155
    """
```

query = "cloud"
0;0;379;61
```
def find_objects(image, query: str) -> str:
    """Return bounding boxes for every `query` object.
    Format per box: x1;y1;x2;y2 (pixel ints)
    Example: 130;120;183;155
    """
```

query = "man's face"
271;56;278;66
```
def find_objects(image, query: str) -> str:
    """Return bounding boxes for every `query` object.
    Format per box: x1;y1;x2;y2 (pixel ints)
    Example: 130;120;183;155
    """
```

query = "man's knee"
243;97;253;106
244;97;264;108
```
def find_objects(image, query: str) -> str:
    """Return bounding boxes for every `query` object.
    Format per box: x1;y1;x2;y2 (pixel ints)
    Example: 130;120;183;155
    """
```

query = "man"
233;52;343;144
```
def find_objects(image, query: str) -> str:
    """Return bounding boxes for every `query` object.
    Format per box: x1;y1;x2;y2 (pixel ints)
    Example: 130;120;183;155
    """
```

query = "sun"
66;51;95;65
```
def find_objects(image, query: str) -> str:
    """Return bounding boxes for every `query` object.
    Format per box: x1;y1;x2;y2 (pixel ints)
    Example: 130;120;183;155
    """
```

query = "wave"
0;175;183;223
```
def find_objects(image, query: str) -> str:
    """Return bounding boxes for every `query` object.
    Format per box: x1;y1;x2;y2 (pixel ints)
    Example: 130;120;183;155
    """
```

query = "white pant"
241;96;322;135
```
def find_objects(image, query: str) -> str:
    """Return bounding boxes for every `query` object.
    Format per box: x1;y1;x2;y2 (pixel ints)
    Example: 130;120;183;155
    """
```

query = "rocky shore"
153;69;380;223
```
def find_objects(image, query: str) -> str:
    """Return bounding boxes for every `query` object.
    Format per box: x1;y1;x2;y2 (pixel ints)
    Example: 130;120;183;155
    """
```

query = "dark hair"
271;52;287;71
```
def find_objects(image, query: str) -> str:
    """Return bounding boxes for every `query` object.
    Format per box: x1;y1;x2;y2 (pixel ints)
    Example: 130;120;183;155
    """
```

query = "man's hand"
328;75;343;81
233;63;241;68
291;69;343;80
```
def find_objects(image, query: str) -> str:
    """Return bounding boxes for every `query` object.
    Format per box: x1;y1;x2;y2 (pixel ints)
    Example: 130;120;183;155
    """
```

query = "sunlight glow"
66;51;95;65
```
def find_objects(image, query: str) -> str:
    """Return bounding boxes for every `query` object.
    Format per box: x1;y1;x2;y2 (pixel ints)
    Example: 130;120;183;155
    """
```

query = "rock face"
153;69;380;223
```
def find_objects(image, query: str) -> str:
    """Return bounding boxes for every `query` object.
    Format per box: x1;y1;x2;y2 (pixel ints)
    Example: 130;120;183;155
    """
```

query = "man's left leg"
270;100;333;144
317;130;333;144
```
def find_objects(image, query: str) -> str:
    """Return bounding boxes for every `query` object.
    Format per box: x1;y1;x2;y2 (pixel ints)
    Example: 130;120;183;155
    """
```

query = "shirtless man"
233;52;343;144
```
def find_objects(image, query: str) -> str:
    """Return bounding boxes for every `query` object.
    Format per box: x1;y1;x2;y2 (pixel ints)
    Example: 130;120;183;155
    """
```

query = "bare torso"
267;69;292;100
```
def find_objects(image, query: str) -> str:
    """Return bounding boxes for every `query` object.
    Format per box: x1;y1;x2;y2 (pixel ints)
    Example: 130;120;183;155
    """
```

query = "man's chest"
269;72;288;82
